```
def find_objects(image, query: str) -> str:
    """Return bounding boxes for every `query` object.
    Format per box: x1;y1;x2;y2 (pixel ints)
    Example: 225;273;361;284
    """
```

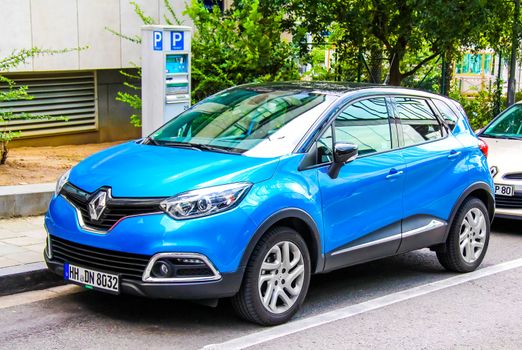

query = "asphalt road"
1;219;521;350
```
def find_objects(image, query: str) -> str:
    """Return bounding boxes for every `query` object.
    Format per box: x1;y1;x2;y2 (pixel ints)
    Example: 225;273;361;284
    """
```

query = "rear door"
392;96;467;252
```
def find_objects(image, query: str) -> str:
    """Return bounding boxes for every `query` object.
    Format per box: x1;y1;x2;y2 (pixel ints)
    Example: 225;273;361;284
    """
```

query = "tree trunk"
369;44;383;83
508;0;520;106
388;52;402;86
441;51;454;96
0;142;8;165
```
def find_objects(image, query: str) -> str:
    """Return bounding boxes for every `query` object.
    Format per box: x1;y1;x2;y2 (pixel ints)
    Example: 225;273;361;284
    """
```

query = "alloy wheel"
258;241;305;314
459;208;487;263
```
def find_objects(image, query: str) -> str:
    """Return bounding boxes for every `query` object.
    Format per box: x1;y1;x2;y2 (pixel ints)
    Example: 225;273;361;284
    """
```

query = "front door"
316;97;405;271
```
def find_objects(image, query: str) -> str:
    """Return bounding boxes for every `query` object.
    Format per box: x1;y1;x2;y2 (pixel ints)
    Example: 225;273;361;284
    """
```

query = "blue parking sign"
153;31;163;51
171;31;184;50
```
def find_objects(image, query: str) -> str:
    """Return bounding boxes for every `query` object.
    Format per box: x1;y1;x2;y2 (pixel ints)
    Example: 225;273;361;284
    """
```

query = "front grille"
496;194;522;209
504;173;522;180
61;183;165;231
50;235;150;280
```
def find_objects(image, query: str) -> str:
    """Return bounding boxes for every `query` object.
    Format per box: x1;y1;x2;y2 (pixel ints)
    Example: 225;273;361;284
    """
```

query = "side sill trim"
402;219;446;238
330;219;447;257
331;233;402;256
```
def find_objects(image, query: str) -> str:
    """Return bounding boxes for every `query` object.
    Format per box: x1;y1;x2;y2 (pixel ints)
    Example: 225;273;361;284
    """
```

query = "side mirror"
328;143;358;179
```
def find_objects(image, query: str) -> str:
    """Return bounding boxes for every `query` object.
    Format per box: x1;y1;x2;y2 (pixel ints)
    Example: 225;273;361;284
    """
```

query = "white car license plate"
64;263;119;294
495;184;514;197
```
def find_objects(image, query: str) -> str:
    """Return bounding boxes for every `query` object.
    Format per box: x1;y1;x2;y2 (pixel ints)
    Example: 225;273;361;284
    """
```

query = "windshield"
482;105;522;139
150;87;335;157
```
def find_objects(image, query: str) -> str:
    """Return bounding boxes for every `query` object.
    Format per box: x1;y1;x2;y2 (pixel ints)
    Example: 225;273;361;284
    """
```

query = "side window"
432;99;459;131
316;126;333;164
395;97;443;146
334;98;392;156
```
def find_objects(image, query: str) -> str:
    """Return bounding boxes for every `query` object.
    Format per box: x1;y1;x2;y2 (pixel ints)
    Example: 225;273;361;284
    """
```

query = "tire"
437;197;490;272
231;226;311;326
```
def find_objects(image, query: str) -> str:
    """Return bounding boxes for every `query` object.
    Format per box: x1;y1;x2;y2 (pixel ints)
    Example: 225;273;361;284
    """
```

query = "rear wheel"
232;226;311;326
437;197;490;272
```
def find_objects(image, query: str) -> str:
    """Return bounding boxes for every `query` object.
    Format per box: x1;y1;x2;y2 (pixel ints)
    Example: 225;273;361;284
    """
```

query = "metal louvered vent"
0;72;97;137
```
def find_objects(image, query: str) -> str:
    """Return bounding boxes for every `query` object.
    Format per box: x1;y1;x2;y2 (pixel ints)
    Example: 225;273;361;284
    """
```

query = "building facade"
0;0;198;147
454;51;522;96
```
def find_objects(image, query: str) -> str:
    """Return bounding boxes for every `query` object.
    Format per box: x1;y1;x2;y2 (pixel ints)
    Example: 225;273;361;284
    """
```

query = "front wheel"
232;226;311;326
437;197;490;272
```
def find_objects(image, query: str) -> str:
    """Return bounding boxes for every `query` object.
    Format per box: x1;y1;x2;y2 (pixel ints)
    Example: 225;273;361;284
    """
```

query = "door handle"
386;169;404;180
447;150;461;159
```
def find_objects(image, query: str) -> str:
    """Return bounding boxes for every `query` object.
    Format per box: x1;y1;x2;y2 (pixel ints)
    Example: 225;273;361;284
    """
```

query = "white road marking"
203;257;522;350
0;285;82;310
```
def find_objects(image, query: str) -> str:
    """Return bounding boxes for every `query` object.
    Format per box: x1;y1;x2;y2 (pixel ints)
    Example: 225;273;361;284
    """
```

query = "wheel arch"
448;182;495;231
239;208;325;274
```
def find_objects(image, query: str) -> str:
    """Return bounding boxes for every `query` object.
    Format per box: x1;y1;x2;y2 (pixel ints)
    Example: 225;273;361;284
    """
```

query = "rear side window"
394;97;443;146
432;99;459;131
334;98;392;156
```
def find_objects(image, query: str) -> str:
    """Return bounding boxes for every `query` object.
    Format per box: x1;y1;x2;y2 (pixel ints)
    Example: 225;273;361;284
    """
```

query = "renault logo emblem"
88;190;108;221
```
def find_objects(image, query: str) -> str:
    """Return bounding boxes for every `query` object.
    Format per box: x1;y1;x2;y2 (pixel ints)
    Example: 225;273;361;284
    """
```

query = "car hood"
484;137;522;174
68;141;280;197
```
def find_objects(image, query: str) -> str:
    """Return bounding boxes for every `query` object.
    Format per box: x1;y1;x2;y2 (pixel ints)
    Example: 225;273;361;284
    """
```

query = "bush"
187;0;299;101
449;89;498;130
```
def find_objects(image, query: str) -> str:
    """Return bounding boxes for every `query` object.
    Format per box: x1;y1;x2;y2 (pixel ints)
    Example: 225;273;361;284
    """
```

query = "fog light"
151;260;172;278
177;258;204;264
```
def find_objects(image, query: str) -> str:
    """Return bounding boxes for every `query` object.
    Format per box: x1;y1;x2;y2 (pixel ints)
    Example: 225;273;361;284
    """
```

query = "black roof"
236;81;453;102
240;81;413;96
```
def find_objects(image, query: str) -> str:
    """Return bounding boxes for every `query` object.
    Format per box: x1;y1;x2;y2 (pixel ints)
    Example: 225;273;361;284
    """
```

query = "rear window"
394;97;444;146
433;99;459;131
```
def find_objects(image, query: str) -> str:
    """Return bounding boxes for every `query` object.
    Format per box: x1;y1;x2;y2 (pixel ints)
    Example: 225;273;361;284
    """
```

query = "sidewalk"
0;216;61;295
0;216;46;268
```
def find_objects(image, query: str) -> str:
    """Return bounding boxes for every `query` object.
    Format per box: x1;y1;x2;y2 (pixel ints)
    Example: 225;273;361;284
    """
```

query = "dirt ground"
0;141;123;186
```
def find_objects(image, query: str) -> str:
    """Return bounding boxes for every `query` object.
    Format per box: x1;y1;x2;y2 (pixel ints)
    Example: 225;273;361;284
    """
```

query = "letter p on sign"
171;31;184;50
153;31;163;51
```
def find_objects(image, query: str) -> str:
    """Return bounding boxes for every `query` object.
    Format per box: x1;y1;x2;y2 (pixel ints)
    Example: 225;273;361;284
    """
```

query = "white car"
478;103;522;220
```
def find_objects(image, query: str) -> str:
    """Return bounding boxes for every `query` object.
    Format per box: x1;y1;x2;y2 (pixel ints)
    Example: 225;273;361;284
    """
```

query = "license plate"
495;184;515;197
64;263;119;294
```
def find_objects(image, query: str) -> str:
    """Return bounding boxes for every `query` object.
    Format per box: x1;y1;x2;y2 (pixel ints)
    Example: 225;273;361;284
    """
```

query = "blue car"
45;82;494;325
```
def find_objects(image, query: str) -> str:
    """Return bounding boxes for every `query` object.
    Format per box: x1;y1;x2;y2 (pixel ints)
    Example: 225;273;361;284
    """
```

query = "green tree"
284;0;511;86
187;0;299;101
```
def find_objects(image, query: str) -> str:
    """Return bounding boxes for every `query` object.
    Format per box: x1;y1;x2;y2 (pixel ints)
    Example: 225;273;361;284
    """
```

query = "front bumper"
494;207;522;220
45;254;243;299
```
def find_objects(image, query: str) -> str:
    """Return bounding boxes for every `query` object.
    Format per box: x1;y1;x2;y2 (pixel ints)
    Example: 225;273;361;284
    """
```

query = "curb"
0;262;64;296
0;183;54;218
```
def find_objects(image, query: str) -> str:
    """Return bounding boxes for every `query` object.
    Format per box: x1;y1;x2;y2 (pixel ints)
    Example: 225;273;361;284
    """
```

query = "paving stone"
0;244;26;256
25;243;45;253
0;216;45;269
3;251;43;264
0;256;20;268
0;218;40;233
3;236;44;247
20;229;46;238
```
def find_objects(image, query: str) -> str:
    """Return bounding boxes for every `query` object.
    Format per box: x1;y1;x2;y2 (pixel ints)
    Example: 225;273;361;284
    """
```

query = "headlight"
160;182;251;219
55;169;70;196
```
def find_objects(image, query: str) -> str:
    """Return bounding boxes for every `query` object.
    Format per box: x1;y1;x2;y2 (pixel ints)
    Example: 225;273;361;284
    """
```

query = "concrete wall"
0;0;192;72
10;69;142;148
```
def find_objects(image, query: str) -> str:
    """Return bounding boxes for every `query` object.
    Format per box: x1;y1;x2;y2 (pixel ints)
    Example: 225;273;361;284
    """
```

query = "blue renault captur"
45;82;494;325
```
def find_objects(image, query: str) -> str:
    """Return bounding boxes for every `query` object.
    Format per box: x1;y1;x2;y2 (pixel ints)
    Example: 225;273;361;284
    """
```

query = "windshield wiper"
156;141;203;151
195;144;240;154
156;141;239;154
482;134;521;140
143;136;158;145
